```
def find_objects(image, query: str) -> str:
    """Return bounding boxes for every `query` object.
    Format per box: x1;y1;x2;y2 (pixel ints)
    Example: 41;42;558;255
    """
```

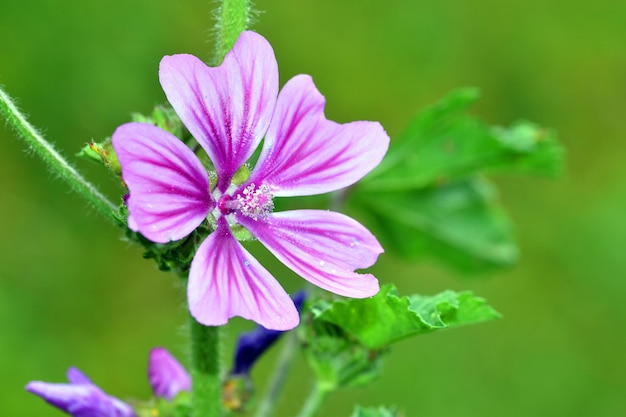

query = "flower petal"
239;210;382;297
188;218;299;330
66;368;92;385
26;374;136;417
148;347;191;400
159;31;278;191
112;122;213;243
248;74;390;197
231;291;306;376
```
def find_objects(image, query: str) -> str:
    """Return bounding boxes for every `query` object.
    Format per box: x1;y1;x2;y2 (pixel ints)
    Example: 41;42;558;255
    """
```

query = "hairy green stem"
0;85;117;222
295;384;331;417
190;316;222;417
214;0;251;64
254;331;299;417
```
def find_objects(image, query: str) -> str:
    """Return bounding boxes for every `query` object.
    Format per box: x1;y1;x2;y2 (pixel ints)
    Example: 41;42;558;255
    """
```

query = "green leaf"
349;177;518;273
300;317;387;390
362;88;563;192
313;284;501;350
350;406;402;417
489;121;563;176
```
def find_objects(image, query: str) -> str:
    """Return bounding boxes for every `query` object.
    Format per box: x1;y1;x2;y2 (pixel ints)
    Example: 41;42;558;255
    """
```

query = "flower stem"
254;331;299;417
190;316;222;417
295;384;331;417
214;0;252;64
0;85;117;222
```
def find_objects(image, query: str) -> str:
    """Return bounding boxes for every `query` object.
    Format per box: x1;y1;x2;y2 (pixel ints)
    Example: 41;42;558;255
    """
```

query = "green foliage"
300;315;387;390
311;284;500;350
352;178;517;272
113;205;208;277
350;406;402;417
362;88;563;192
301;285;499;392
134;228;203;276
350;89;563;273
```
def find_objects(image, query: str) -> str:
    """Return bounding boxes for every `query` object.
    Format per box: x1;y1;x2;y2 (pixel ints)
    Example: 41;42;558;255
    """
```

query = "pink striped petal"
159;31;278;191
112;122;213;243
188;218;299;330
239;210;382;297
248;74;390;197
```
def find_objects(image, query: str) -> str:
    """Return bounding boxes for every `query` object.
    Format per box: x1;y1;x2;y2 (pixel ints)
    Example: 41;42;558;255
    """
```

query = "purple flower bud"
231;291;306;376
148;347;191;400
26;367;136;417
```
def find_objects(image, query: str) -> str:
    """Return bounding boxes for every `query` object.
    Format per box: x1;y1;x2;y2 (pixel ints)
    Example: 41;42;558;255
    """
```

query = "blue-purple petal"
26;369;136;417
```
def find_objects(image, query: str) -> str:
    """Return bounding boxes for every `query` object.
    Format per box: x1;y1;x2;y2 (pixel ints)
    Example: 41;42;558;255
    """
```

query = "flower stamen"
236;183;274;220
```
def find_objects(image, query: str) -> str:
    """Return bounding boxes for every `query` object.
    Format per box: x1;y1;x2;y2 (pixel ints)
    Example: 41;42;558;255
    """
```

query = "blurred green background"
1;1;625;416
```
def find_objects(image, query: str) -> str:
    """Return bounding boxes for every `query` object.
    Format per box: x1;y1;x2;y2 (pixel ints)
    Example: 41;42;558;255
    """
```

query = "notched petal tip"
250;73;390;197
159;31;278;191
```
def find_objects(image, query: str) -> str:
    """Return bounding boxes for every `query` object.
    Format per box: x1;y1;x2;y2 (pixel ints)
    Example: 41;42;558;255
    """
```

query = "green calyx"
231;164;251;186
230;223;254;241
77;139;121;176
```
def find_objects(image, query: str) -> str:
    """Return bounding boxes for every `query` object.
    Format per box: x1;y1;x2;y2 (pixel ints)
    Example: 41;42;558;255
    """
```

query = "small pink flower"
112;31;389;330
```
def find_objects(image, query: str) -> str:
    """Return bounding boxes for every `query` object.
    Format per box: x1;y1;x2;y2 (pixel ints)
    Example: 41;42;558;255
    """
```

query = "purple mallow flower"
26;367;136;417
26;349;189;416
112;31;389;330
148;347;191;400
232;291;306;376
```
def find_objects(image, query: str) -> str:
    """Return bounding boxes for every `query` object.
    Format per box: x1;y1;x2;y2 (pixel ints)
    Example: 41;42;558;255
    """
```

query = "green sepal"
350;406;402;417
350;177;517;273
312;284;501;350
231;164;251;186
231;223;254;241
76;142;102;163
77;138;121;175
361;88;563;192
